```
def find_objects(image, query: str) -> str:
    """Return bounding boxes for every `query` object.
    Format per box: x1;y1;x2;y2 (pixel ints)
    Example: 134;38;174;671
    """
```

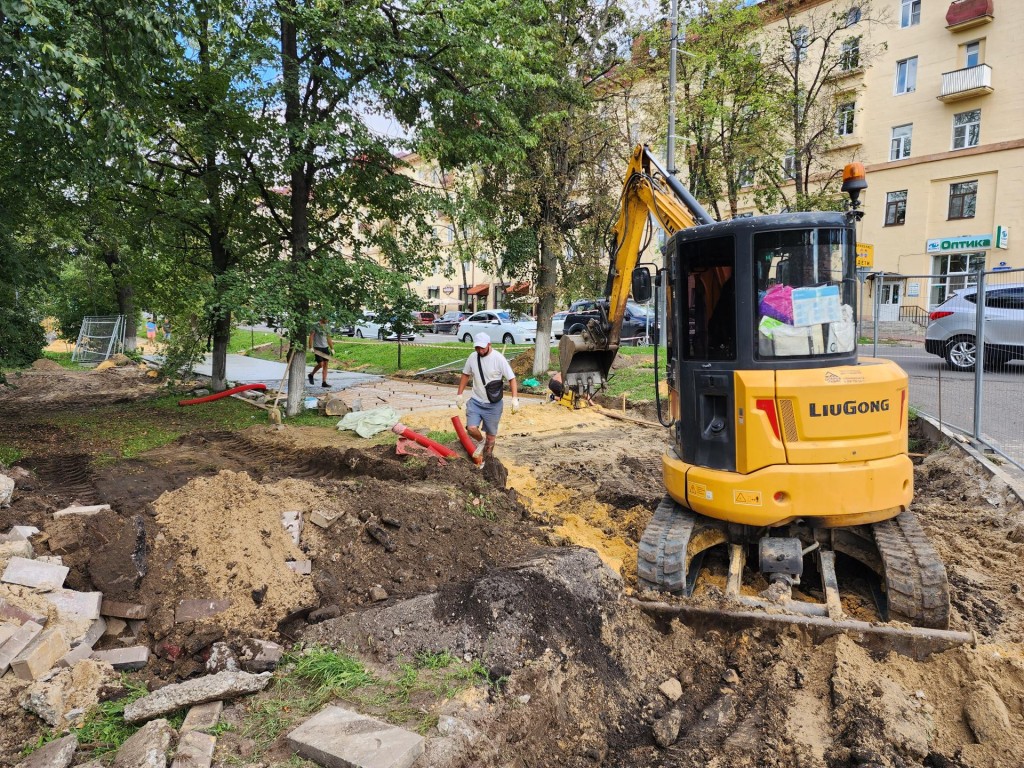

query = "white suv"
924;283;1024;371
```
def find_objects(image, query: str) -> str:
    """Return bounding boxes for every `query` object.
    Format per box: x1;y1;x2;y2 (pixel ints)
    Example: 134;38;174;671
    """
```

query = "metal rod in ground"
972;268;986;440
873;271;882;358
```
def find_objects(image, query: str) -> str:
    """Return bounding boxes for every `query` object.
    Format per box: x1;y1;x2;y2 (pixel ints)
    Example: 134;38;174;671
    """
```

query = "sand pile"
151;470;321;631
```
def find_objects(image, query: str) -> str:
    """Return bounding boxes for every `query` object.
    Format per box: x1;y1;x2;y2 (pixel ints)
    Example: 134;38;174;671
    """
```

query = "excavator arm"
560;144;714;395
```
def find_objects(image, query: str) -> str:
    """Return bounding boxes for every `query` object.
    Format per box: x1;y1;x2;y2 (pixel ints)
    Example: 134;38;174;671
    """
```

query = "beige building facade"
747;0;1021;315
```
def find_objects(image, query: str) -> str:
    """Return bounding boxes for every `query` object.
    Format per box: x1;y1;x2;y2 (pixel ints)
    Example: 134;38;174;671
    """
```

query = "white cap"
473;332;491;349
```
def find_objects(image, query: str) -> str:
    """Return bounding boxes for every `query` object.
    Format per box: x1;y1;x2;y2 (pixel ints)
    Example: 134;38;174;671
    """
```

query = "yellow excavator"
560;145;968;653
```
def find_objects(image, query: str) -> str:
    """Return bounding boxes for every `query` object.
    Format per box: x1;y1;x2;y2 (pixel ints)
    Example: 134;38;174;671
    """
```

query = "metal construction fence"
72;315;126;365
863;267;1024;471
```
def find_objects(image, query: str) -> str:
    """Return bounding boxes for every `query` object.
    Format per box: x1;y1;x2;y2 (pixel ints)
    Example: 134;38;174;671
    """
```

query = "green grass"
71;679;153;755
465;495;496;521
289;647;375;693
0;445;25;465
42;351;81;368
425;430;457;444
229;328;284;354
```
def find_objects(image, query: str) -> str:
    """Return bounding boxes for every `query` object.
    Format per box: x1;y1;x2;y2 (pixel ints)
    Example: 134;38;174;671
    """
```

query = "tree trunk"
101;249;136;352
211;310;231;391
532;231;558;375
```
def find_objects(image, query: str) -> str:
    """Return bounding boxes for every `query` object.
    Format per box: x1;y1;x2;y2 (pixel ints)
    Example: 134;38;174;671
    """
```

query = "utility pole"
667;0;679;175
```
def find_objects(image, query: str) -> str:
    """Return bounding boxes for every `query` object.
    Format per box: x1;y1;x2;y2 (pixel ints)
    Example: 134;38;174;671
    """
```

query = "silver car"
924;283;1024;371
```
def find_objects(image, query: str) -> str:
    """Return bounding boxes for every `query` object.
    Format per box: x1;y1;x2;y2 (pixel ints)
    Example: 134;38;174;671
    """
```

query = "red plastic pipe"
451;415;483;465
178;383;267;407
391;422;460;459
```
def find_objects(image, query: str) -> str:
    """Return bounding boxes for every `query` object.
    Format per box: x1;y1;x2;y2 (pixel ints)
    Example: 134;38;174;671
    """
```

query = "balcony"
946;0;994;31
938;64;993;102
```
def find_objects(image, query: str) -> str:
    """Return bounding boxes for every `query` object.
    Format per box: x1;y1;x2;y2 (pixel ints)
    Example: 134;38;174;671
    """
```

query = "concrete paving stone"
310;509;343;529
123;670;272;723
14;733;78;768
237;639;283;673
286;706;425;768
52;504;111;519
0;596;47;625
112;718;174;768
44;589;103;621
91;646;150;671
180;701;223;734
286;560;312;575
2;525;40;542
170;731;215;768
73;617;107;648
0;623;16;645
174;599;230;624
58;642;95;668
0;539;35;560
2;557;68;590
101;600;151;620
0;620;44;675
281;511;303;546
11;628;70;681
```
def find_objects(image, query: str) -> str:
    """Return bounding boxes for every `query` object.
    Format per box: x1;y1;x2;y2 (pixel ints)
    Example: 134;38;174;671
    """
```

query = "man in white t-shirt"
455;332;520;464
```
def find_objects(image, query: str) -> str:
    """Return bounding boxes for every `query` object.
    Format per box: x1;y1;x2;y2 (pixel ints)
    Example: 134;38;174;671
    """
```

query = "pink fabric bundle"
760;285;794;325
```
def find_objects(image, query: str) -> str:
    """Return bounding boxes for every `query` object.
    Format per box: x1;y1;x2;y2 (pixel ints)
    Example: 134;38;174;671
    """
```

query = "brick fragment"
2;557;68;590
310;509;342;528
11;628;70;681
91;646;150;671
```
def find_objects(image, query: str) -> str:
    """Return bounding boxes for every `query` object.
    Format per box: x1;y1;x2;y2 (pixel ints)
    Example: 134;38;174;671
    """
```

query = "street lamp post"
667;0;679;175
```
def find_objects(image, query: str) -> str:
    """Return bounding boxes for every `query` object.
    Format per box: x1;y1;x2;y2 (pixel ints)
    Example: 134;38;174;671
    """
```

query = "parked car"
562;299;658;345
551;310;570;339
456;310;547;345
925;283;1024;371
433;311;470;334
353;312;417;341
412;311;436;332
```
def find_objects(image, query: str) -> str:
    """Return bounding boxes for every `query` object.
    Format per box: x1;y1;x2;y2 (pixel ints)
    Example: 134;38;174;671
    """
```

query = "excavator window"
681;236;736;361
753;228;856;358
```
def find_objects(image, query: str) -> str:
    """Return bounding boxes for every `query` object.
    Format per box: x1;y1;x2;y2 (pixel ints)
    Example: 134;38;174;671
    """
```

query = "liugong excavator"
560;145;970;653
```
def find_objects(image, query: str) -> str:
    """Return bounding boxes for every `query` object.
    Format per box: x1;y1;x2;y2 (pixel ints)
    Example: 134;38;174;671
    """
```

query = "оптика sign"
925;234;992;253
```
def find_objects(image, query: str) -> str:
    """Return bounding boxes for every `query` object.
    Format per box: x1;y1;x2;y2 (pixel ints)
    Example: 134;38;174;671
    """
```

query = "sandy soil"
2;367;1024;768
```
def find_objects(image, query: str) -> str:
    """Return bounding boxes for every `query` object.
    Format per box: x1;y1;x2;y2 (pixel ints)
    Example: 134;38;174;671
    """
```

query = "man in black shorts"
307;317;334;388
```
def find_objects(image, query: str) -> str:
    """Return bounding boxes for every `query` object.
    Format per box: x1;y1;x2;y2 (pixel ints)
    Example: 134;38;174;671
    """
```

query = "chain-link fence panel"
72;315;125;365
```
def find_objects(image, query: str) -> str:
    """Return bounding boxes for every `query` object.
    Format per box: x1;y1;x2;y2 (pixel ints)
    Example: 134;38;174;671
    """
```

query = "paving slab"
0;620;44;675
286;560;312;575
183;353;381;392
14;734;78;768
101;600;151;620
44;589;103;621
238;639;283;673
175;599;230;624
180;701;223;734
3;525;40;541
123;670;272;723
11;628;70;680
53;504;111;519
112;719;174;768
286;706;425;768
2;557;68;590
92;646;150;671
170;731;215;768
73;617;107;648
58;642;95;668
0;596;48;625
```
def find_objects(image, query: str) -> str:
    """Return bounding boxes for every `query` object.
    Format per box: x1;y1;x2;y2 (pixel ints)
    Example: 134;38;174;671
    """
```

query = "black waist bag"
477;354;504;403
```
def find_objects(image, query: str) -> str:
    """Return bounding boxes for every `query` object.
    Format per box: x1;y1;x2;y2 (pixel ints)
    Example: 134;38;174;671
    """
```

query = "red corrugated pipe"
392;422;460;459
178;383;267;407
451;415;483;465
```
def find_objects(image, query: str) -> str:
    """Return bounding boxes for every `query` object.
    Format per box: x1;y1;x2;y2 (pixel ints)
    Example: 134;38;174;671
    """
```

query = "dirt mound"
510;348;536;377
30;358;63;371
0;366;160;417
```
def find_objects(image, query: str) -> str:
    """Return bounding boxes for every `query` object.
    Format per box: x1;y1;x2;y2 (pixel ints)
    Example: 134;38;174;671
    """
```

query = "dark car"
412;311;436;332
563;299;658;345
432;311;470;334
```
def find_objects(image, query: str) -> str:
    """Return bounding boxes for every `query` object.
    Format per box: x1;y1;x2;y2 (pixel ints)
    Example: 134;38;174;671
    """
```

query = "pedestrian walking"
307;318;334;388
455;332;520;465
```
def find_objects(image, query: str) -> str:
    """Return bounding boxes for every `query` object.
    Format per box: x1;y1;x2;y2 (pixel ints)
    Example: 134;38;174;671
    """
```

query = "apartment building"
752;0;1021;316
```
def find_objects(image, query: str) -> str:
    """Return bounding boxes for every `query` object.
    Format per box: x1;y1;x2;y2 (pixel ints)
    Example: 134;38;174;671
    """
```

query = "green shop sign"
926;234;992;253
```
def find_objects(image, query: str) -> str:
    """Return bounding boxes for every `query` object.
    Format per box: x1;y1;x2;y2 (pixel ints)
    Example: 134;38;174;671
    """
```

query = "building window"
427;287;440;300
884;190;907;226
901;0;921;28
948;180;978;220
964;41;981;68
494;284;508;308
952;109;981;149
738;160;756;188
895;57;917;94
840;37;861;70
846;6;862;26
890;124;912;160
929;253;985;307
782;151;797;180
835;101;856;136
791;26;809;63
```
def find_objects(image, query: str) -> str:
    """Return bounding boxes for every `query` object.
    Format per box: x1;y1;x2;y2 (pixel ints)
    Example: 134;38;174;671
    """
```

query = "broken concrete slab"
3;525;40;542
170;731;215;768
36;556;64;566
2;557;68;590
281;511;303;546
53;504;111;519
0;620;44;675
73;617;107;648
91;646;150;671
101;600;151;620
0;539;35;561
104;618;128;638
286;560;312;575
237;639;283;673
204;642;238;674
180;701;223;734
20;659;115;728
0;596;47;625
174;599;230;624
14;734;77;768
310;509;343;529
286;706;425;768
112;718;175;768
11;628;70;681
44;589;103;621
123;670;273;723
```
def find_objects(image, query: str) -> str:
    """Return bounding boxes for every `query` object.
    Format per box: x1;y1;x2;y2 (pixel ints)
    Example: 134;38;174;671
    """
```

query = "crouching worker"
455;332;520;465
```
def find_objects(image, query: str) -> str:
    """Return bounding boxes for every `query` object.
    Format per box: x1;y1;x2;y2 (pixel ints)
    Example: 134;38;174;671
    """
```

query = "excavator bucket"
558;332;618;398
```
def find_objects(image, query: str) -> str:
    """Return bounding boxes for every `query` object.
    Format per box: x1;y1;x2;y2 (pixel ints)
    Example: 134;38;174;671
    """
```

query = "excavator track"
871;509;951;629
638;495;698;594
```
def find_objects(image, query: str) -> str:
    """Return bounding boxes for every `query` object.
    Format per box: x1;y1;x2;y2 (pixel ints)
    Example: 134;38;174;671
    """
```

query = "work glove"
455;393;467;409
511;398;521;414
